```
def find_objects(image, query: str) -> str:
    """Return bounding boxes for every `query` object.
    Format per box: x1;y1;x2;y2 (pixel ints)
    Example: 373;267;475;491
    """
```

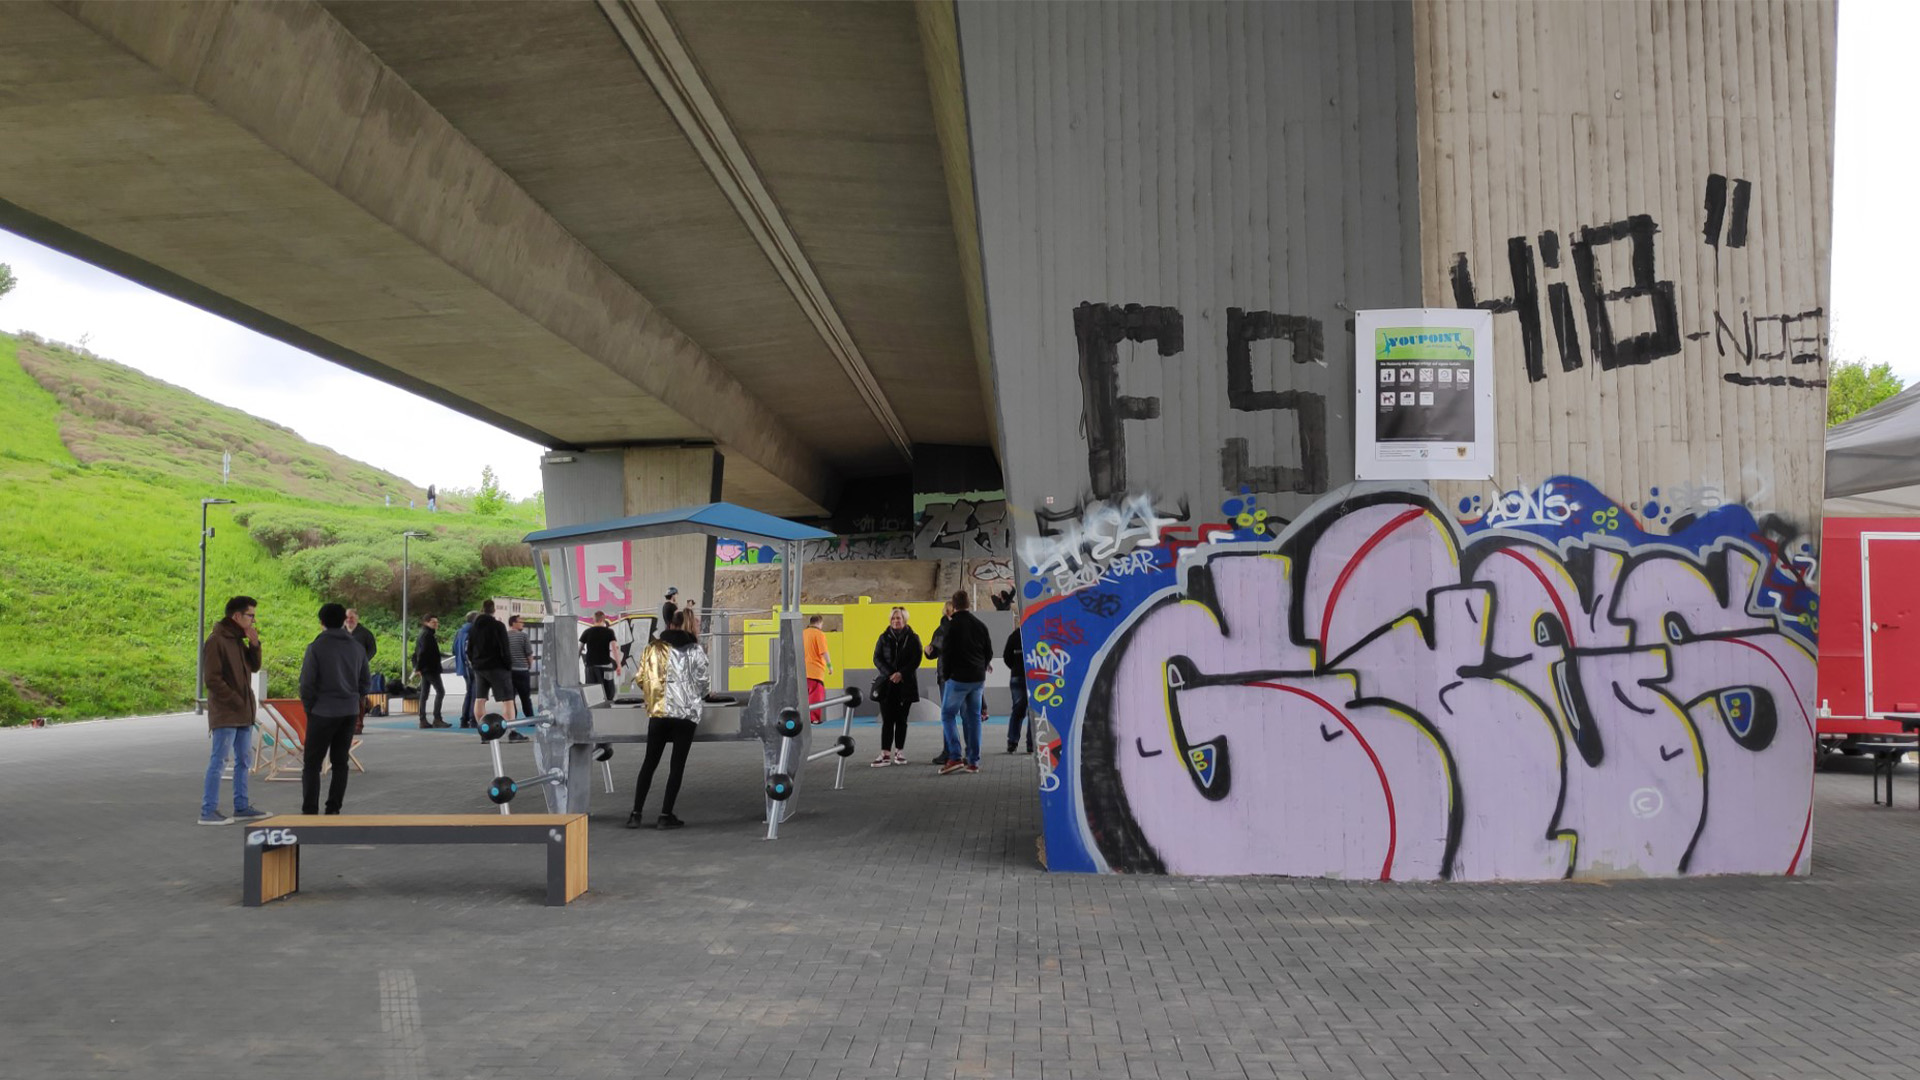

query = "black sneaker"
1006;746;1019;754
930;754;949;766
656;814;685;830
624;813;643;829
507;731;529;743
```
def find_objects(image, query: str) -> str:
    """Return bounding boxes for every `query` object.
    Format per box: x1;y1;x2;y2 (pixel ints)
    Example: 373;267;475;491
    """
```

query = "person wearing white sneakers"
869;607;923;766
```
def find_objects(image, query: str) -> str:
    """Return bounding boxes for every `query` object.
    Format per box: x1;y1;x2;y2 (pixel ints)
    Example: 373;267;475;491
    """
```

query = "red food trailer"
1818;389;1920;755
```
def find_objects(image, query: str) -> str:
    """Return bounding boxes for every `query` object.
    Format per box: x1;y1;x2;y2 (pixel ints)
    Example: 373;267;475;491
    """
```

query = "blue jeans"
940;680;985;766
201;726;255;817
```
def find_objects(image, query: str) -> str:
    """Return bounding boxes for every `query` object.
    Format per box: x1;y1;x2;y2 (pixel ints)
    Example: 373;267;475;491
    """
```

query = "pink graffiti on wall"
574;542;633;611
1080;493;1814;881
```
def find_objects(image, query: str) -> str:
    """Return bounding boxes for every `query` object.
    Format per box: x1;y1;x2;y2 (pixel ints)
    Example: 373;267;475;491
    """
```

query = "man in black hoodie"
932;590;994;774
299;603;371;814
466;599;517;722
1003;625;1032;754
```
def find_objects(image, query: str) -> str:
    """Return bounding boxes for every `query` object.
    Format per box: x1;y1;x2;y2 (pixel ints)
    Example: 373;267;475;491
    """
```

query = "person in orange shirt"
803;614;831;723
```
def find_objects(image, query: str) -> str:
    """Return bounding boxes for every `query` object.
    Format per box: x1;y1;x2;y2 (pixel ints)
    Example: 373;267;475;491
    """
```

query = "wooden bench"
241;814;588;907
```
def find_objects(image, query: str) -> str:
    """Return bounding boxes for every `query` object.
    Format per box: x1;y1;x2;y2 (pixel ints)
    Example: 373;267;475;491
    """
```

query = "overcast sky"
0;3;1905;497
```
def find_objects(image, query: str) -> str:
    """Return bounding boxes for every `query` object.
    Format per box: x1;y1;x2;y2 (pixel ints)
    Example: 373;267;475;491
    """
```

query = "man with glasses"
199;595;272;825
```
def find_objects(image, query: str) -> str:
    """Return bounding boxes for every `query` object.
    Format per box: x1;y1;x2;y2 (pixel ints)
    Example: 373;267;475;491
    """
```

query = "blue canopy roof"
522;502;834;548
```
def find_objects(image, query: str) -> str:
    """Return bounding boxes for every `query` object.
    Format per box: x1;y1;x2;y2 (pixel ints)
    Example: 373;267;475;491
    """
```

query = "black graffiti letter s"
1222;308;1327;495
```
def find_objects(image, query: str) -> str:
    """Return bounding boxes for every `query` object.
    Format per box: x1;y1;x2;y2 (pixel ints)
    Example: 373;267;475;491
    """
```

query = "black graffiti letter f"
1074;303;1183;500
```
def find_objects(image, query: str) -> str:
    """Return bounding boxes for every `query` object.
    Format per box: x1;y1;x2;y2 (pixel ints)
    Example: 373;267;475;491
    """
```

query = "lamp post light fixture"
401;530;428;685
195;498;236;714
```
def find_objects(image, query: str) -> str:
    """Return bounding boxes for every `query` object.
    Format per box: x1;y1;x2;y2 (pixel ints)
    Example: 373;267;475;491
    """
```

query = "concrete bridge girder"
0;0;992;518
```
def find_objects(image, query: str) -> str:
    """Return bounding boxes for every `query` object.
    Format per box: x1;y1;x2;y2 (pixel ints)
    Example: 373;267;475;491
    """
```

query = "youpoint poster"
1353;308;1495;481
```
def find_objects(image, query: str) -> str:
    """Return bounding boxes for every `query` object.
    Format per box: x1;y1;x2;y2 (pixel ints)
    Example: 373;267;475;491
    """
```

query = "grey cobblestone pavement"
3;713;1919;1079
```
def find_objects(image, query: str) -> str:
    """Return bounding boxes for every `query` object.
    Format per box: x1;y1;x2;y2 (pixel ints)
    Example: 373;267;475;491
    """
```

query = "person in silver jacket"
627;608;710;830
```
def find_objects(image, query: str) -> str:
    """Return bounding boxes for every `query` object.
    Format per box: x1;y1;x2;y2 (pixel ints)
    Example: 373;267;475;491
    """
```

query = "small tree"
472;465;508;516
1828;359;1905;427
0;263;15;301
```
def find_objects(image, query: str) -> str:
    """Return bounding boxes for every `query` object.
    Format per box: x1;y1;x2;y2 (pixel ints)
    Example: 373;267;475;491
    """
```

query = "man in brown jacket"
200;595;271;825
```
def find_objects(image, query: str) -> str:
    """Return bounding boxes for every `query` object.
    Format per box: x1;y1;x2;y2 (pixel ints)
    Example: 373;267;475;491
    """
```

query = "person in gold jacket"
627;608;710;830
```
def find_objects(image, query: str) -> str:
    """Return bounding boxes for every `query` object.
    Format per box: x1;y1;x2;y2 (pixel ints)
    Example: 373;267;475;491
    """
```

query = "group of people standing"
197;583;1031;830
198;595;380;824
865;590;1031;773
411;602;535;737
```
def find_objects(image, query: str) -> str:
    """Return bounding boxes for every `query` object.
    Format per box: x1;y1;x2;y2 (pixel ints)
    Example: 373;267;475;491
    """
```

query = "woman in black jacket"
870;607;923;766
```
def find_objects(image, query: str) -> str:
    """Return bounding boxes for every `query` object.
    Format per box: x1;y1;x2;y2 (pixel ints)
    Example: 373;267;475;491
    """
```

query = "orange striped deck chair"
255;698;365;782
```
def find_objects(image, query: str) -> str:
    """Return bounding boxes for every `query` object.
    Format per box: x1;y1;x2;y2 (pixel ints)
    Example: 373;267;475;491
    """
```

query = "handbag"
870;673;890;702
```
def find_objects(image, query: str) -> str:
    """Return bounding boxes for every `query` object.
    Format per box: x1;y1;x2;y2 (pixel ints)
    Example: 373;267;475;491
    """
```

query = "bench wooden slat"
257;814;582;827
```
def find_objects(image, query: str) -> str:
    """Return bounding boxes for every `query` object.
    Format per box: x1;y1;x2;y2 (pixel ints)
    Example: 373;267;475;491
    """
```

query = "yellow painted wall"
733;598;947;690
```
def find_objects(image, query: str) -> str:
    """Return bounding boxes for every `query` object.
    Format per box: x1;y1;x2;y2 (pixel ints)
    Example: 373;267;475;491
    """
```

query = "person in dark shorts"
465;599;516;722
579;611;619;703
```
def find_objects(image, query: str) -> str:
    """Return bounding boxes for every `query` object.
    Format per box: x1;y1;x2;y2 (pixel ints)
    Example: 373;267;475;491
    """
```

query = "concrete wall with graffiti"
1018;481;1816;878
959;2;1831;878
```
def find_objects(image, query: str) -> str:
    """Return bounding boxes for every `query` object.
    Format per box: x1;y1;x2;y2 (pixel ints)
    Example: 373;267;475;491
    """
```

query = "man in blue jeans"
199;595;272;825
932;590;995;775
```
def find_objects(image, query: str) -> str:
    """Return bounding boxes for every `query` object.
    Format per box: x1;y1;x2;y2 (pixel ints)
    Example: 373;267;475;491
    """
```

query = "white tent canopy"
1826;384;1920;517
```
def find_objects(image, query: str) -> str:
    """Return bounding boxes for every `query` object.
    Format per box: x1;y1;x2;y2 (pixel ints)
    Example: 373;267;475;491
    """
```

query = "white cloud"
0;229;548;500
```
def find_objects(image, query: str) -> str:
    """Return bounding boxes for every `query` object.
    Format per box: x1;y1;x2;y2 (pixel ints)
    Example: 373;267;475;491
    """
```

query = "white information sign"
1353;308;1495;481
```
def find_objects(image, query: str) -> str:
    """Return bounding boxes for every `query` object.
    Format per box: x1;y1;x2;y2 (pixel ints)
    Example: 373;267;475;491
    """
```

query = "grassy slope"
16;337;447;506
0;334;542;722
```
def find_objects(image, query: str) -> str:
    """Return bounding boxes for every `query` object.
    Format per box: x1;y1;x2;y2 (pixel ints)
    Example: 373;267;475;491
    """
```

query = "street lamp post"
195;498;236;714
401;531;428;685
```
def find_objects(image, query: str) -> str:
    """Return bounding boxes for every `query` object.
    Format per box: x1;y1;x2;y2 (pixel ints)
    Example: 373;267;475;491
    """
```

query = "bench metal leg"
1873;753;1898;806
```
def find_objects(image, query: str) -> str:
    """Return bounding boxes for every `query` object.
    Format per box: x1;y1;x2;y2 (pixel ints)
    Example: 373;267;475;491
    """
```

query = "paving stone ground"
3;712;1918;1080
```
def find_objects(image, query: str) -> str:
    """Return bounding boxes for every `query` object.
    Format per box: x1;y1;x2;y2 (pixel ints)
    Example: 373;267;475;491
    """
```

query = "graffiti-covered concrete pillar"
949;0;1829;879
541;446;724;619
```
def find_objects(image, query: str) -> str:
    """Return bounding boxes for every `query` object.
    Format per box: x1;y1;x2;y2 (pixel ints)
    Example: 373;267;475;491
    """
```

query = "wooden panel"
1414;0;1834;529
564;815;589;903
259;845;299;903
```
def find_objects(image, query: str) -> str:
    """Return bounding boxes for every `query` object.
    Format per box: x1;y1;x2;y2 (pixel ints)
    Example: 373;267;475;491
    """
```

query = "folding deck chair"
254;698;365;782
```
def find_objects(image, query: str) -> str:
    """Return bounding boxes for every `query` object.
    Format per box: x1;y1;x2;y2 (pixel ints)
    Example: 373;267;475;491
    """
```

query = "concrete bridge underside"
0;0;996;516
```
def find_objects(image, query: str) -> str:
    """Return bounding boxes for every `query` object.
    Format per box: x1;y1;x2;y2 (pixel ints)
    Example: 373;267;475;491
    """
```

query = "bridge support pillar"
541;445;724;621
